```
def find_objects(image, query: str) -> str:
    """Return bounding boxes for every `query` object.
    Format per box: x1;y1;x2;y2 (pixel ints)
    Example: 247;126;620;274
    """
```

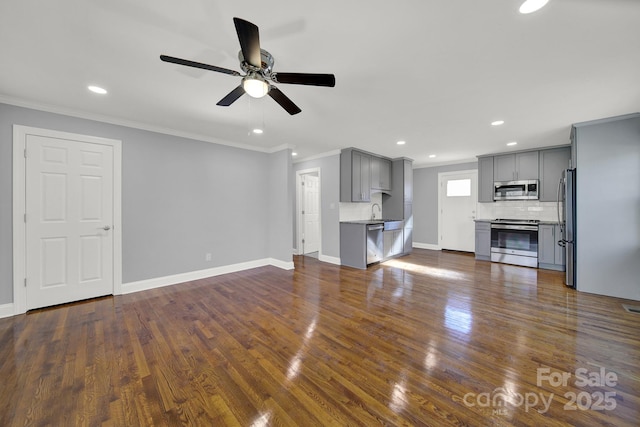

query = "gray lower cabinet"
538;224;565;271
475;221;491;260
340;223;367;269
383;229;404;259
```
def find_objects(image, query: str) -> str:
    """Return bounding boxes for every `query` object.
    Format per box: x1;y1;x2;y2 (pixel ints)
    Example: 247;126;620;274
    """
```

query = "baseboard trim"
413;242;441;251
269;258;295;271
0;303;15;319
319;254;341;265
121;258;293;295
538;263;565;272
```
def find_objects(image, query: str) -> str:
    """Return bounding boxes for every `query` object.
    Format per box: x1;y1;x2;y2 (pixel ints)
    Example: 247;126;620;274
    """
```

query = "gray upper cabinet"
386;159;413;214
494;151;539;181
477;156;494;202
353;151;371;202
371;156;391;191
539;147;571;202
340;149;371;202
479;146;571;203
341;148;393;202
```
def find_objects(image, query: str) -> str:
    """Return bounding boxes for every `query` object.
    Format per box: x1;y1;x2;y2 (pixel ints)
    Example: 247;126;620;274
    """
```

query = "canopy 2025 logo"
537;367;618;411
460;366;619;415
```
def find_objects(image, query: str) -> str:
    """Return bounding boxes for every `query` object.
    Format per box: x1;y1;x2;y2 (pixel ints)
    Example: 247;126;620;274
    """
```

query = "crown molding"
413;158;478;169
294;149;341;164
0;95;278;154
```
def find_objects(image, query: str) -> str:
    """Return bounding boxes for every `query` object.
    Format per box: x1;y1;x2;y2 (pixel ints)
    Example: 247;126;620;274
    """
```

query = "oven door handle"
491;224;539;231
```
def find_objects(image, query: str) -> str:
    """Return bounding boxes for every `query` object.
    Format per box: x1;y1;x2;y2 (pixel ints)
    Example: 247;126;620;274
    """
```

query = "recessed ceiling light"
519;0;549;14
88;85;107;95
397;141;406;145
252;128;263;134
292;152;298;156
428;154;437;158
491;120;505;126
507;141;518;146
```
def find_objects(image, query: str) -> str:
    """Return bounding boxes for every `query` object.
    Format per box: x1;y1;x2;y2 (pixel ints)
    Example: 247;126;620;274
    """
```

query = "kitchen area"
474;144;573;285
336;113;639;302
338;148;413;269
337;143;571;275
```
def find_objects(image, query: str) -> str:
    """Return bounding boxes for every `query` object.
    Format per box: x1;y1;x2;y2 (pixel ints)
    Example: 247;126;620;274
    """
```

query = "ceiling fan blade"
268;86;302;115
216;86;246;106
233;17;261;68
274;72;336;87
160;55;241;76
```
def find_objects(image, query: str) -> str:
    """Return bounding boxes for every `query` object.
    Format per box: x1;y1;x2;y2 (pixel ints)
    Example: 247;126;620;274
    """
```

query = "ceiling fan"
161;17;336;115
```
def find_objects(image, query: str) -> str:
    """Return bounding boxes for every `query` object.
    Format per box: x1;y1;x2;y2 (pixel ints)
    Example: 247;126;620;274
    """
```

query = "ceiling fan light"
243;76;269;98
519;0;549;14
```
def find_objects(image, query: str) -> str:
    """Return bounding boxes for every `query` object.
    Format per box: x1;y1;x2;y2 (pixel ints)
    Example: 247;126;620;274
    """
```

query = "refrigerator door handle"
556;175;564;229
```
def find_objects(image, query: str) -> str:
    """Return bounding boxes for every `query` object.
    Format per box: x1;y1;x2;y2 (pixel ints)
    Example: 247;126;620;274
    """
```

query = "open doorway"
296;168;322;259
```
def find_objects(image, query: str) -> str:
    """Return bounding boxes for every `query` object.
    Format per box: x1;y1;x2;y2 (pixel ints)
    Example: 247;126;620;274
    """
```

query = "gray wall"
412;162;478;245
574;114;640;300
292;153;341;259
268;148;294;262
0;103;291;305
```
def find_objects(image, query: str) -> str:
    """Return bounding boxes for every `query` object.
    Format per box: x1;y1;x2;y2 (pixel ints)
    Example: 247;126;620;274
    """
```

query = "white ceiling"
1;0;639;166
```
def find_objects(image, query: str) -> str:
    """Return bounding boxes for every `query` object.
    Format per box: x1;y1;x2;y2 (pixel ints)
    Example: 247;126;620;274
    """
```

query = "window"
446;179;471;197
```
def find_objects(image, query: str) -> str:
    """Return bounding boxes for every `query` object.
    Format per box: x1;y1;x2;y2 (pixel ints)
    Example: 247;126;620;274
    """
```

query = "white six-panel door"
302;174;320;254
25;134;114;310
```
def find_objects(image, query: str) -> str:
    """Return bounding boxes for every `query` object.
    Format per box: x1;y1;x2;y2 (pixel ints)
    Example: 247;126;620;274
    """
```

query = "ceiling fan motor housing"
239;49;275;75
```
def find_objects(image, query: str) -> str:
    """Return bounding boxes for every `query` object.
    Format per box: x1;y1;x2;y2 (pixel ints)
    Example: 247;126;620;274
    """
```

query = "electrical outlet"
205;253;212;262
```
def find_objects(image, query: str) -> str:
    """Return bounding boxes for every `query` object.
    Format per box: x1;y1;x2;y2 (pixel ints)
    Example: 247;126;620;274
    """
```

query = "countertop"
340;219;403;225
475;218;560;225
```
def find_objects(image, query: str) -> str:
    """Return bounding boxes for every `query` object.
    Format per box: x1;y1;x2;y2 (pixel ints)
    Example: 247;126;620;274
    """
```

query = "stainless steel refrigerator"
557;169;576;288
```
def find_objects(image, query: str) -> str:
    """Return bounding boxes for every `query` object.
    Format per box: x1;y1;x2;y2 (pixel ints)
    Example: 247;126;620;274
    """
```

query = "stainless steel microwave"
493;180;539;201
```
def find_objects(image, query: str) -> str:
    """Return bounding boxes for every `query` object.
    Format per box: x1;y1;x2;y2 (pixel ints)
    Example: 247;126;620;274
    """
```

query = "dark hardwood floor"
1;249;639;426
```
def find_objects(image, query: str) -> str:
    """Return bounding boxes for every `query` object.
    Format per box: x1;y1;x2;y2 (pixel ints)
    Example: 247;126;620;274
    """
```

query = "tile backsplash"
339;193;383;221
477;200;561;222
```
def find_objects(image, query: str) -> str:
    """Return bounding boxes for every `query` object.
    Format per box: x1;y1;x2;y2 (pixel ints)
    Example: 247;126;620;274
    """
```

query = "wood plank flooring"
1;249;639;426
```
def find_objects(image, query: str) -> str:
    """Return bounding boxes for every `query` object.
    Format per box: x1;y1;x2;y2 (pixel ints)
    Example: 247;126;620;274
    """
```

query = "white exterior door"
439;170;478;252
302;174;320;254
25;134;114;310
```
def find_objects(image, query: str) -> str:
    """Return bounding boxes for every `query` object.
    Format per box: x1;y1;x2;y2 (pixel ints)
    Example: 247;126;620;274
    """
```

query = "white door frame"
12;125;122;314
437;169;478;251
295;167;322;256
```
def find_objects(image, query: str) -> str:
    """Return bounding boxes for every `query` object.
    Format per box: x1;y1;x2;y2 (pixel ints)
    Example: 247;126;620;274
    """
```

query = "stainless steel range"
490;219;539;267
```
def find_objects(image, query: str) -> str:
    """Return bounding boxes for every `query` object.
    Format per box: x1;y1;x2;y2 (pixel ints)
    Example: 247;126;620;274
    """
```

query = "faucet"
371;203;381;220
